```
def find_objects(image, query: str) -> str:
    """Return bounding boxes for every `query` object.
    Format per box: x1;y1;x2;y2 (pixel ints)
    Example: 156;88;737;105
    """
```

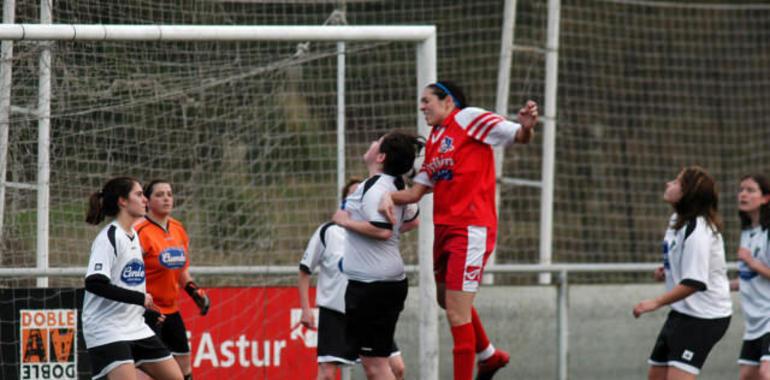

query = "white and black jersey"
738;226;770;340
661;214;732;319
341;174;418;283
299;223;348;313
82;221;155;348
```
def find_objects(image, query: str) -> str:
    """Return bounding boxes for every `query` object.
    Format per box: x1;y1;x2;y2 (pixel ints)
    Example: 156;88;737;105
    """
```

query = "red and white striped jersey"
414;107;521;228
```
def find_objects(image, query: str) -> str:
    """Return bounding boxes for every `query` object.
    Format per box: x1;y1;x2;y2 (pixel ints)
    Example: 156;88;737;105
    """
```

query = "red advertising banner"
178;287;321;379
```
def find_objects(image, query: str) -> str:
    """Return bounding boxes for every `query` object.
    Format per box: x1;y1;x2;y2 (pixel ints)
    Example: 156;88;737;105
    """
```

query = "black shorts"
345;279;408;358
87;335;172;379
739;332;770;365
648;310;730;375
317;307;401;364
144;311;191;355
318;307;358;364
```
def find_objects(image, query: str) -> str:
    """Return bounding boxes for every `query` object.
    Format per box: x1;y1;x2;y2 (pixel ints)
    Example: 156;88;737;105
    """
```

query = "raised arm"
514;100;538;144
379;184;431;225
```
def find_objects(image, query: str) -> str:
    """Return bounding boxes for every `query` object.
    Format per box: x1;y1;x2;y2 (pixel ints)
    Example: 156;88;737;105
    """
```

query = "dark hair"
341;177;363;199
144;179;170;199
672;166;722;232
379;131;425;177
738;174;770;230
86;176;140;225
427;81;468;109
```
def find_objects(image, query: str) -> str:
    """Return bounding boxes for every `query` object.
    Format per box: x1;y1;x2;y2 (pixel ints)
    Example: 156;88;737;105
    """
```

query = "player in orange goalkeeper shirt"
136;180;210;380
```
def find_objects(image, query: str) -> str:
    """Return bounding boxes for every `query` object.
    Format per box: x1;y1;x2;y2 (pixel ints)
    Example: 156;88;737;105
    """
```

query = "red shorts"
433;225;497;292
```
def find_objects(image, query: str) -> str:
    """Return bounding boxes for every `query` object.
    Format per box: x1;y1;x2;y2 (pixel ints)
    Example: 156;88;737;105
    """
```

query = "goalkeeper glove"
184;281;210;316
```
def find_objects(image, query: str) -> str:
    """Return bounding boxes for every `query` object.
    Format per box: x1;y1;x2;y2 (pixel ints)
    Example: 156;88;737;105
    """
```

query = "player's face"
148;182;174;216
738;178;768;213
663;173;683;205
420;88;454;127
363;136;385;166
123;182;147;218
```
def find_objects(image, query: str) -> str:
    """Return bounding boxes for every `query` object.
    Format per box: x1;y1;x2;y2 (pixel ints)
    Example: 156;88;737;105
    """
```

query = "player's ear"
441;95;455;110
117;196;128;209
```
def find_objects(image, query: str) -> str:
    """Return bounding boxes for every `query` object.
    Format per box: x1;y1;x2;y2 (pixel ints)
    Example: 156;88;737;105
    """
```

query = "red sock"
451;323;475;380
471;307;491;353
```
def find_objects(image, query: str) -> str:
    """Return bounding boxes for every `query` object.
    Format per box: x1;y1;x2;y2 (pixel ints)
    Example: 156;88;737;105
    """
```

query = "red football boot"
475;349;510;380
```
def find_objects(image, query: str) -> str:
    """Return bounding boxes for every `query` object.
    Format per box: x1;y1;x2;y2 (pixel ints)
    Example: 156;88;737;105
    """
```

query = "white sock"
477;344;495;362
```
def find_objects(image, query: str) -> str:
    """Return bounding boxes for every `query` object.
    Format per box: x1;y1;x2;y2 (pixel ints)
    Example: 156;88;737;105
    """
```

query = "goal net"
498;0;770;283
1;0;510;288
4;0;770;284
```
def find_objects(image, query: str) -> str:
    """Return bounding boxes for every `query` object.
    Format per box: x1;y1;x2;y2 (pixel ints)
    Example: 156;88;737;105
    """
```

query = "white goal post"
0;24;439;380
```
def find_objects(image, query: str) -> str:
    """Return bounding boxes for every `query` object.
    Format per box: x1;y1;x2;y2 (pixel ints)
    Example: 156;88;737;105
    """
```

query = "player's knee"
390;360;405;380
362;361;389;378
445;308;469;326
758;365;770;380
317;364;338;380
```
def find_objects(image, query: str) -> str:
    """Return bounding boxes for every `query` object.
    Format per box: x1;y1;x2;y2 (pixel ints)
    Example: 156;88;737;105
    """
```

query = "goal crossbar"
0;24;435;42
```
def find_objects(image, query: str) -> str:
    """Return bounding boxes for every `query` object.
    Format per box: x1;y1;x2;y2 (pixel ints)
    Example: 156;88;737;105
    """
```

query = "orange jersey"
136;217;190;314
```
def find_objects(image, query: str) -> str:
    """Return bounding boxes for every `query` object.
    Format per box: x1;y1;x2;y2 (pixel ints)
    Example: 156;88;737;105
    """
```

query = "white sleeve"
454;107;521;147
680;221;710;290
413;171;434;188
362;183;392;227
324;228;346;260
85;234;116;279
403;203;419;222
300;226;324;272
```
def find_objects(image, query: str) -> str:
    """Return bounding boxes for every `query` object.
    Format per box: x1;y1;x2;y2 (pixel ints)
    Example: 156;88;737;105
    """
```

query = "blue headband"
433;82;461;108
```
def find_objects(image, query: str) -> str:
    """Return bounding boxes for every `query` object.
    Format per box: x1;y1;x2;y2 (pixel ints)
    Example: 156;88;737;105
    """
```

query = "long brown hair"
85;177;140;225
738;174;770;230
672;166;722;232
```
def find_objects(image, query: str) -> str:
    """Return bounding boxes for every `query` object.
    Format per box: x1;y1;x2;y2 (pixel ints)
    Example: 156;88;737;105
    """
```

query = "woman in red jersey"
136;180;210;380
379;81;538;380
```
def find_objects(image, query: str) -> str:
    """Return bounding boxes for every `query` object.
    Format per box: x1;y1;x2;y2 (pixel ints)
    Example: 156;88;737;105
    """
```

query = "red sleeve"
454;107;521;147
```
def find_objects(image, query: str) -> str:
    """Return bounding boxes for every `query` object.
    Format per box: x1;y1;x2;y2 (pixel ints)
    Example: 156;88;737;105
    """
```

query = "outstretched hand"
185;281;211;316
737;247;754;265
144;293;160;313
300;308;316;329
632;299;660;318
378;192;397;225
518;100;539;130
653;266;665;282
